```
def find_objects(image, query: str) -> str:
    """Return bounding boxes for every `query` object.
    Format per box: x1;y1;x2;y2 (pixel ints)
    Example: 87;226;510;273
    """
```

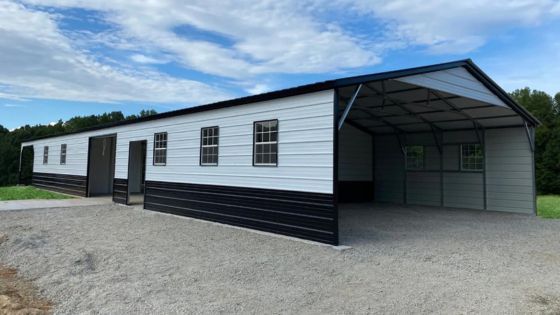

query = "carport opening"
335;65;536;228
87;135;116;197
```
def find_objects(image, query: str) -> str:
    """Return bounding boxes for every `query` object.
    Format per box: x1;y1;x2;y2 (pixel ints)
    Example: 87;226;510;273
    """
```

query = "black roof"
23;59;539;142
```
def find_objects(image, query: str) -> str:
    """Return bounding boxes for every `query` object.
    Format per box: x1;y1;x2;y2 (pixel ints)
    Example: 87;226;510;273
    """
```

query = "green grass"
537;195;560;219
0;186;74;201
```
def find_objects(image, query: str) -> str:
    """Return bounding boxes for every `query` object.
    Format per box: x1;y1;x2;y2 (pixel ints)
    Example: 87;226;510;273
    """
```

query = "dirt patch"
0;264;52;315
0;234;7;245
529;294;560;315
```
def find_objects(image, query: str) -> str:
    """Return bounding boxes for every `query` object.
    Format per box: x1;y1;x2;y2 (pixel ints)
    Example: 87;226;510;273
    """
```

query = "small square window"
254;120;278;166
406;145;424;170
461;144;483;171
153;132;167;165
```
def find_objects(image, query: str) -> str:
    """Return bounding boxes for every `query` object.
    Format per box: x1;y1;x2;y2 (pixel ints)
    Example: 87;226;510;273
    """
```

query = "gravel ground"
1;203;560;314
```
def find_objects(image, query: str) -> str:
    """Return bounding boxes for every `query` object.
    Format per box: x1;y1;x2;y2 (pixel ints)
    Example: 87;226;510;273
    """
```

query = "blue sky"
1;0;559;129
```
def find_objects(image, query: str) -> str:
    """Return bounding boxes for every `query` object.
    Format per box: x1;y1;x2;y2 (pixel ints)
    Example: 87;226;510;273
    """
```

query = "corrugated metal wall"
374;135;405;203
338;124;372;181
372;127;534;214
486;128;535;213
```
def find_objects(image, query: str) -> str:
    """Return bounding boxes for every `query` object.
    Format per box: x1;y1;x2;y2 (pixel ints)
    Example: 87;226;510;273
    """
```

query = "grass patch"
0;186;73;201
537;195;560;219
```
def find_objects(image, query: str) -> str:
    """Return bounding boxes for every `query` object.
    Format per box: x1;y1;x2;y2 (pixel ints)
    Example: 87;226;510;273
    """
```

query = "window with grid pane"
254;120;278;166
60;144;67;165
153;132;167;165
406;145;424;170
461;144;483;171
200;126;219;165
43;146;48;164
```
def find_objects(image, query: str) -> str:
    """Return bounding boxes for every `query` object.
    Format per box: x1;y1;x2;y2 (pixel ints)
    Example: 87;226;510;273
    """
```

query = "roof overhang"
336;59;540;135
23;59;539;142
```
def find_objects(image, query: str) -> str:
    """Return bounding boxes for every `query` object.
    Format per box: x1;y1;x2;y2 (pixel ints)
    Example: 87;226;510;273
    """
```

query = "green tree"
511;88;560;194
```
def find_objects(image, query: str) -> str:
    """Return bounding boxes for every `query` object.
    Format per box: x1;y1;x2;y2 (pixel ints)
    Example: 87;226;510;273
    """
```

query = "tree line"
510;88;560;194
0;110;157;186
0;90;559;194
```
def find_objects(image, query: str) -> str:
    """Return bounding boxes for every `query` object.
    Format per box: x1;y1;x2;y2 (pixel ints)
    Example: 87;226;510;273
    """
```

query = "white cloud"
0;1;232;104
246;84;272;95
344;0;560;54
21;0;381;79
3;103;25;108
1;0;559;106
130;54;168;64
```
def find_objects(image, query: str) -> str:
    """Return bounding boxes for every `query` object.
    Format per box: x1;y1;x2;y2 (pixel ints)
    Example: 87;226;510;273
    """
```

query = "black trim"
144;181;337;245
199;126;219;166
22;59;539;143
85;138;92;197
32;172;87;197
113;178;128;204
252;119;279;167
332;89;339;245
338;181;374;202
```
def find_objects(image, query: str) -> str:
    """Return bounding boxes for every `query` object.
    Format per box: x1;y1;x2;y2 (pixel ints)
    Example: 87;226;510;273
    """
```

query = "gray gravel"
1;203;560;314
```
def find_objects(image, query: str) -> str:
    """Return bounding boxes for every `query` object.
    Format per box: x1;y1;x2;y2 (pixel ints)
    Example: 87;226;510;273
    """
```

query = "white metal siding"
22;90;335;194
485;127;534;213
395;67;507;107
338;124;372;181
32;139;89;176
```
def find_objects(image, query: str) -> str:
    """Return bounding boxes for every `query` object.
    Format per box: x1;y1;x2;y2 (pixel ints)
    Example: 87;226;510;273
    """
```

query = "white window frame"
253;119;278;167
153;132;167;166
460;143;484;171
406;145;424;170
43;146;48;164
200;126;219;166
60;144;67;165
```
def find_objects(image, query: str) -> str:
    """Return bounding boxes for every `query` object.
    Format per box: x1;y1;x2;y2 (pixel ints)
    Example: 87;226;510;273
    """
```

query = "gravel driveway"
1;203;559;314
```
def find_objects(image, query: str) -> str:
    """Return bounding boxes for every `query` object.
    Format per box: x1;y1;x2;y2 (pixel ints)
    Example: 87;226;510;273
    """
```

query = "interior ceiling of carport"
338;66;525;134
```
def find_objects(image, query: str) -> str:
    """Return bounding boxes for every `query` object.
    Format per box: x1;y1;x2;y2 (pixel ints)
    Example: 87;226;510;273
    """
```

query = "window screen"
406;145;424;170
153;132;167;165
461;144;483;171
200;126;219;165
254;120;278;166
60;144;67;165
43;146;48;164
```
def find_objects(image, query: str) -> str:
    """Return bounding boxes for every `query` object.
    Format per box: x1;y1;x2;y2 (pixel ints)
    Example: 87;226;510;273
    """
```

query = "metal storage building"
19;59;539;245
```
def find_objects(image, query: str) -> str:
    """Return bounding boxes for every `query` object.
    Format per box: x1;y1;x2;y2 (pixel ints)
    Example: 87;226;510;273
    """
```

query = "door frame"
86;133;117;197
126;140;147;205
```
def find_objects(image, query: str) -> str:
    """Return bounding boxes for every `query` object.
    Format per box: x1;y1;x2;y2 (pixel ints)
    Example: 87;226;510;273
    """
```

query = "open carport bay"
1;203;559;314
